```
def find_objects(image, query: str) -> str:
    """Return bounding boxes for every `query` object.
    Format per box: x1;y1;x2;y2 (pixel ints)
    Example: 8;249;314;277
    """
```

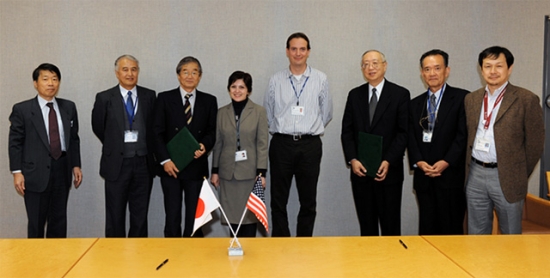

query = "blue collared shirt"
263;66;332;135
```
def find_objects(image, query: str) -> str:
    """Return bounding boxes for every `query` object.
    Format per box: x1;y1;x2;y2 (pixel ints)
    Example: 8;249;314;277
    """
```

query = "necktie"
46;103;62;160
429;93;437;113
369;88;378;124
184;94;192;125
429;93;437;129
126;91;134;119
124;91;135;129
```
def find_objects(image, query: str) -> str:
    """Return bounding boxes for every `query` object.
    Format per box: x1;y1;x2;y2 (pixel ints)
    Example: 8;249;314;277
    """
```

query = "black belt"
273;133;319;141
472;157;497;168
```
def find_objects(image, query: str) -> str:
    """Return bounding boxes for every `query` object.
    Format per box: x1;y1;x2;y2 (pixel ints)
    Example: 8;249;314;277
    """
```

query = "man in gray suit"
9;63;82;238
465;46;544;234
92;55;156;237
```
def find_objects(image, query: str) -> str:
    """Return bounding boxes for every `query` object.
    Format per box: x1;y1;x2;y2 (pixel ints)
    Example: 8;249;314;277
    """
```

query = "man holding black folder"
408;50;468;235
341;50;409;236
154;56;217;237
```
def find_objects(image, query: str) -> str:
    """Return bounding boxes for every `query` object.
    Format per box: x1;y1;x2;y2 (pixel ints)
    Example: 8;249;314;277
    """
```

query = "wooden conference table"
1;235;548;277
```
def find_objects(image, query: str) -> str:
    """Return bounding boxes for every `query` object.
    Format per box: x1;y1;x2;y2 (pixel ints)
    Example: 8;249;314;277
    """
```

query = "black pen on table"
399;239;408;249
156;259;169;270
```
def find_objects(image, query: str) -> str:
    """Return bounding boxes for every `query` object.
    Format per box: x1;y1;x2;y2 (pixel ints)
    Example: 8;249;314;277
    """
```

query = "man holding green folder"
341;50;409;236
154;57;217;237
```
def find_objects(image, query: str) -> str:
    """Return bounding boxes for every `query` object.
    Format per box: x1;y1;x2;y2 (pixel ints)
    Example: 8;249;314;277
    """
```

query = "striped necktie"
184;93;192;125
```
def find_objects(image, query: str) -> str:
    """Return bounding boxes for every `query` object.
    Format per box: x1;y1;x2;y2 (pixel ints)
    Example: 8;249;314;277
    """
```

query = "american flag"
246;176;269;232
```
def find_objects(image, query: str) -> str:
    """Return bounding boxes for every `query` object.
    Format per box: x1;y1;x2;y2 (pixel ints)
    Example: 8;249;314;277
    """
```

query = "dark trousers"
24;155;69;238
416;179;465;235
104;156;152;237
160;177;203;237
230;223;257;237
269;135;322;237
351;177;402;236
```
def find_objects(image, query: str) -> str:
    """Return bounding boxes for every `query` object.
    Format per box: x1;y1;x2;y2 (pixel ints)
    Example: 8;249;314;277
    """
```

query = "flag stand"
227;174;269;256
195;175;268;256
227;206;249;256
221;206;244;256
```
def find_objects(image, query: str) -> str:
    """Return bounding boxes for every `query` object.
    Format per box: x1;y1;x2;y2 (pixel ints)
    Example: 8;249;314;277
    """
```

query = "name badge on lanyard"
475;86;507;152
291;106;305;116
474;137;491;152
289;74;309;117
124;130;139;143
235;150;248;161
234;114;247;161
422;131;433;143
422;85;445;143
124;94;138;143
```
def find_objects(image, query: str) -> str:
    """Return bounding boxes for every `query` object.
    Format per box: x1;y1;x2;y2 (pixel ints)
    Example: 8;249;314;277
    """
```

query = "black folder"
166;127;200;171
358;132;383;178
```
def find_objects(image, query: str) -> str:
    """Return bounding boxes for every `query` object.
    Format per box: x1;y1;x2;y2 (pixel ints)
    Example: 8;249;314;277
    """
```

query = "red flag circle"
195;198;205;218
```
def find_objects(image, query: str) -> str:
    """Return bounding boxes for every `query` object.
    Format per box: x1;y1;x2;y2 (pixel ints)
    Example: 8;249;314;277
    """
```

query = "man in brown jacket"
465;46;544;234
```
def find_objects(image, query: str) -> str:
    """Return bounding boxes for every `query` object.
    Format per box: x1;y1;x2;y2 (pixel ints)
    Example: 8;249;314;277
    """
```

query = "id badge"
291;106;305;116
422;131;433;143
474;137;491;152
235;150;248;161
124;130;138;143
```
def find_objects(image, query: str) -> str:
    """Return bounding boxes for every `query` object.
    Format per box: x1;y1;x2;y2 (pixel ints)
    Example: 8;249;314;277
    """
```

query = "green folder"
358;132;383;178
166;127;200;171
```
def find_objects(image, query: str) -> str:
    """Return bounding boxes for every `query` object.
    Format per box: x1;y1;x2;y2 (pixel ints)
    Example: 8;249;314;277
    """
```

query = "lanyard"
289;74;310;106
427;84;445;125
235;114;241;151
483;85;507;130
123;95;138;130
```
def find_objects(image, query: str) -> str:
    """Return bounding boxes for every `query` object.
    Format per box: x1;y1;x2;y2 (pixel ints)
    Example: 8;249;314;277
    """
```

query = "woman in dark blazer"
211;71;268;237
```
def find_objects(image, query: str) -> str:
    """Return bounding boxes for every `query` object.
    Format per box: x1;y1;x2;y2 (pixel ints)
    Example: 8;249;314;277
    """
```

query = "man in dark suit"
465;46;544;234
341;50;409;236
9;63;82;238
154;56;217;237
408;49;468;235
92;55;156;237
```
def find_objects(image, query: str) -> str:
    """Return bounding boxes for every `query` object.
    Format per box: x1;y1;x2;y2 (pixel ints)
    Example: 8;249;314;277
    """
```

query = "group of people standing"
8;32;544;239
341;46;544;237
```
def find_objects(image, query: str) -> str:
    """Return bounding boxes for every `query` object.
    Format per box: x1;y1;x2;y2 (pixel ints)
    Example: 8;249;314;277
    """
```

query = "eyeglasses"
361;61;385;69
181;71;200;77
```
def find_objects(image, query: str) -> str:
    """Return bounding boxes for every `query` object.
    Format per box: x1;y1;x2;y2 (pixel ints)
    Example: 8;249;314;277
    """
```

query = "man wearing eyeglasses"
408;49;469;235
154;56;218;237
341;50;409;236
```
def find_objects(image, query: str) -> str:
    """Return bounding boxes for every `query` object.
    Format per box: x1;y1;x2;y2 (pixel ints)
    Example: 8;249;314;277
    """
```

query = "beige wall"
1;0;549;238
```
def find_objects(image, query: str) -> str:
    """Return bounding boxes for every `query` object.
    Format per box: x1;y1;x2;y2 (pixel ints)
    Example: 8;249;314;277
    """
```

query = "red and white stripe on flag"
246;176;269;232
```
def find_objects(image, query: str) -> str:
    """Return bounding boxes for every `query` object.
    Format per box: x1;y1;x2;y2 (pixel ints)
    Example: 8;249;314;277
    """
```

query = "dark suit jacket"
465;83;544;203
8;97;81;192
341;79;410;184
154;88;217;180
408;85;468;190
91;85;157;181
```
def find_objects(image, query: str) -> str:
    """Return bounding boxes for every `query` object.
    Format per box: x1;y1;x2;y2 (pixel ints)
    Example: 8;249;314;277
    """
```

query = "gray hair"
176;56;202;75
114;54;139;71
361;50;386;65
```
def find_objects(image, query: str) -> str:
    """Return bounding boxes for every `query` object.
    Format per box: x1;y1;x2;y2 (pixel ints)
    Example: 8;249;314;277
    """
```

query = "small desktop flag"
246;176;269;232
192;179;220;236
